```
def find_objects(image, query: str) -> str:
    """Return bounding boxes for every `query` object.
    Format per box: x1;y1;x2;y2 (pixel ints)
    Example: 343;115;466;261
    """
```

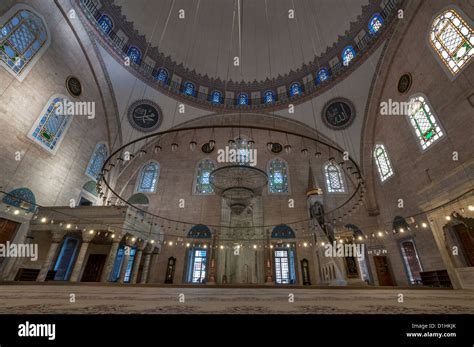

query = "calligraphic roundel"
321;98;355;130
127;99;163;132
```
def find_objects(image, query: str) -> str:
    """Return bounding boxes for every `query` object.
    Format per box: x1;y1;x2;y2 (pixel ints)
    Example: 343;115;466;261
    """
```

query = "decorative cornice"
75;0;402;112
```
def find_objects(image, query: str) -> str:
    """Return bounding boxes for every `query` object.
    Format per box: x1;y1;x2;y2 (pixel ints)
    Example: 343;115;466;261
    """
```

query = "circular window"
321;98;355;130
127;100;163;132
397;73;412;94
66;76;82;98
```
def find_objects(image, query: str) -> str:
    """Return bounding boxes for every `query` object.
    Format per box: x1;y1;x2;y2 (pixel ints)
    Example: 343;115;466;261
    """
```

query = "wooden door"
454;224;474;266
373;256;395;286
0;218;20;244
81;254;107;282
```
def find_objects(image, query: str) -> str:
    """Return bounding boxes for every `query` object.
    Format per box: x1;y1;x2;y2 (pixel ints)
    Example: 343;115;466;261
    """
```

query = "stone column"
130;241;147;284
118;238;136;284
100;236;122;283
37;230;66;282
208;234;217;284
265;230;274;283
69;230;95;282
139;244;154;284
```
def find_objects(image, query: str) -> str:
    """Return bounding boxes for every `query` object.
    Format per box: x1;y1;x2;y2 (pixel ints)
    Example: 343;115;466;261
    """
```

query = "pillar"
36;230;66;282
130;241;147;284
265;229;274;283
101;236;122;283
208;234;217;284
139;243;154;284
69;230;95;282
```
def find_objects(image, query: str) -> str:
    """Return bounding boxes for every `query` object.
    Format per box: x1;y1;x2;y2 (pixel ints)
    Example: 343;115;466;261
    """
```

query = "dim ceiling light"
303;242;308;247
40;217;47;223
399;228;404;233
131;237;136;242
421;222;428;228
203;244;207;249
186;243;190;247
150;240;155;244
219;245;224;249
66;224;71;229
253;244;257;249
111;234;115;239
357;236;363;241
13;210;20;215
321;242;325;246
89;229;94;234
269;245;274;249
168;241;173;246
377;231;383;237
445;216;451;221
468;205;474;211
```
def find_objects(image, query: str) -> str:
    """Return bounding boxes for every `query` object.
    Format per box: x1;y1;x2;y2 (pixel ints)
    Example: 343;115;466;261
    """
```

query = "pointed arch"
407;93;444;150
373;143;394;182
268;158;290;193
324;162;345;193
136;161;160;193
0;4;51;81
194;158;216;194
28;94;73;154
429;7;473;78
86;142;108;180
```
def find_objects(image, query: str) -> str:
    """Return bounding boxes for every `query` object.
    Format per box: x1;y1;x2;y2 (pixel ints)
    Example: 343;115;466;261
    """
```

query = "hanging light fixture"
171;143;179;152
154;144;162;154
189;140;197;151
314;151;322;158
138;149;147;158
284;144;292;154
267;142;273;151
301;148;308;156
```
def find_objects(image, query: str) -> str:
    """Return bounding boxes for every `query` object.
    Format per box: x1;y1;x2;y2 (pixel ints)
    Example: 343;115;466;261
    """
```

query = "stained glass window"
86;143;108;180
29;95;72;153
400;240;423;285
407;95;444;150
268;158;289;193
237;92;249;105
187;248;207;283
316;68;329;84
98;14;113;35
155;68;168;83
271;224;295;238
289;82;302;97
264;90;275;103
127;46;141;65
342;45;356;66
368;13;383;34
210;90;222;104
373;144;394;182
324;162;345;193
0;8;48;79
137;162;160;193
123;247;136;283
274;249;296;284
430;9;473;76
2;187;36;212
183;81;195;96
195;159;215;194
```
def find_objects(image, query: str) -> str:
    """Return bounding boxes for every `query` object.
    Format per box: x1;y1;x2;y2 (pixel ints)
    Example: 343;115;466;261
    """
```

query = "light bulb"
209;140;215;149
171;143;179;152
189;141;197;151
284;145;292;154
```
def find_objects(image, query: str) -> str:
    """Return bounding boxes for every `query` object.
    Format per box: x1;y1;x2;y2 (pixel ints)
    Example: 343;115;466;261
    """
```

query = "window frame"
193;158;217;195
135;160;160;193
85;142;108;181
267;158;291;194
323;161;346;194
373;143;394;183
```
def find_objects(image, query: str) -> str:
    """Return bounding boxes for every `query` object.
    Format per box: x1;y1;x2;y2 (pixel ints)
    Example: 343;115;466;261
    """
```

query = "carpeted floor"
0;284;473;314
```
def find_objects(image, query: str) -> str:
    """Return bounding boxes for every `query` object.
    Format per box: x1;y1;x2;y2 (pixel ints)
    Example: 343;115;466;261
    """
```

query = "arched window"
430;9;473;77
0;5;50;81
127;46;141;65
188;224;212;238
194;159;216;194
86;143;108;180
264;90;276;104
28;95;72;154
237;92;249;105
271;224;295;238
342;45;356;66
136;161;160;193
268;158;289;193
368;13;383;34
2;187;36;212
289;82;302;97
407;94;444;150
183;81;195;96
155;68;168;84
316;68;329;84
324;162;345;193
374;144;394;182
98;14;113;34
210;90;222;104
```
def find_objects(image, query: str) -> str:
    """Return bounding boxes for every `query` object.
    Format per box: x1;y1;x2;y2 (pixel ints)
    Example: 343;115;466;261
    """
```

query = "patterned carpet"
0;284;473;314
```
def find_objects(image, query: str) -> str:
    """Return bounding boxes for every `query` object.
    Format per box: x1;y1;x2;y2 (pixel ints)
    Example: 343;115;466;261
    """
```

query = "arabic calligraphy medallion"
127;100;163;132
321;98;355;130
